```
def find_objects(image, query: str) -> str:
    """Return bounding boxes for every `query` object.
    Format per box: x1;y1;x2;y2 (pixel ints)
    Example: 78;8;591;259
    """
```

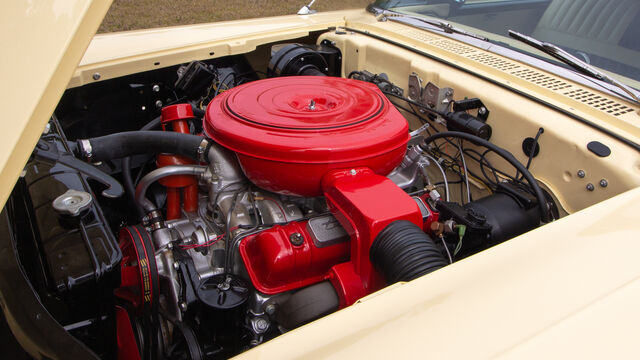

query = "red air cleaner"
204;76;409;196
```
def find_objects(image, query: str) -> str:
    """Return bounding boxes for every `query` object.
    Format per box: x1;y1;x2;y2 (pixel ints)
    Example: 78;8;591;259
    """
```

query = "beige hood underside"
0;1;113;207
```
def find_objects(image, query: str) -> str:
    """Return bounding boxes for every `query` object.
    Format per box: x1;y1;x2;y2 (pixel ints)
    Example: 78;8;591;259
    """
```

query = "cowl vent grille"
467;53;521;71
392;26;635;118
511;69;572;91
564;89;635;116
429;39;477;55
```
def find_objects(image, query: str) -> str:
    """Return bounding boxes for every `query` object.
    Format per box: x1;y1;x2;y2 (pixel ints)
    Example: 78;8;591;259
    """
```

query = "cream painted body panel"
0;1;112;208
70;11;354;87
316;29;640;213
2;3;640;358
238;186;640;359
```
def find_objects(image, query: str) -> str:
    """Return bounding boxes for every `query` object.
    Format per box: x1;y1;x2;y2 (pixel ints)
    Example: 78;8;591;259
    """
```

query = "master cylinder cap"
204;76;409;196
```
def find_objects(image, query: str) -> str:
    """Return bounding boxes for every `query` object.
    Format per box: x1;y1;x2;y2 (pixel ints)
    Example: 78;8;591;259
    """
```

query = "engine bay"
6;27;638;359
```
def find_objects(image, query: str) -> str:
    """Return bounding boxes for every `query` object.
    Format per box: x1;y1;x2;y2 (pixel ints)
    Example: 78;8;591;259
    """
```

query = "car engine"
9;42;557;359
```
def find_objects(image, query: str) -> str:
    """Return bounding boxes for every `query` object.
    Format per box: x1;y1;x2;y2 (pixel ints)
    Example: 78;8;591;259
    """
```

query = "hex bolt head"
478;107;487;115
577;170;586;178
289;232;304;246
152;84;160;92
179;302;188;311
155;100;163;108
599;179;608;188
265;304;277;315
255;318;269;332
92;73;101;80
586;183;595;191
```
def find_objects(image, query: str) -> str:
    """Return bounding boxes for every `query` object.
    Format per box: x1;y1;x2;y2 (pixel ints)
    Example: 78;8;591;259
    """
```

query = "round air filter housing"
204;76;409;196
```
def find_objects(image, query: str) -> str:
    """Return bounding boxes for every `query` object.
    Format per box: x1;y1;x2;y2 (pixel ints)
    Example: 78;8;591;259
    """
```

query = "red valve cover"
204;76;409;196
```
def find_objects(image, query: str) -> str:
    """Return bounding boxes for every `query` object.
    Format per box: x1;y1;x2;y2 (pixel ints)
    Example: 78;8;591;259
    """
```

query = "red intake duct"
206;76;423;305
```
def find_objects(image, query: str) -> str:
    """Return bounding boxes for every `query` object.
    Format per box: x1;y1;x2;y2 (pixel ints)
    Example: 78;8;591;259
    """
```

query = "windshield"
373;0;640;86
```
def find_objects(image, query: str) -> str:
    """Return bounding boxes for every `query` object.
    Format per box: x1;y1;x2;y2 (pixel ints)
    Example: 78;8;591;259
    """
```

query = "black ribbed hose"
370;220;448;284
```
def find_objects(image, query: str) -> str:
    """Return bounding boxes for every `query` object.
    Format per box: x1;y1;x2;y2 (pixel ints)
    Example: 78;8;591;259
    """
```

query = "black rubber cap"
587;141;611;157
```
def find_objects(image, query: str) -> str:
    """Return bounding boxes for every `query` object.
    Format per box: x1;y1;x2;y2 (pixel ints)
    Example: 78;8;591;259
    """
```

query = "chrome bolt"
289;232;304;246
155;100;163;108
350;169;357;175
173;261;180;270
255;318;269;332
152;84;160;92
265;304;277;315
92;73;101;80
179;302;188;311
599;179;608;188
478;107;487;115
577;170;585;178
586;183;595;191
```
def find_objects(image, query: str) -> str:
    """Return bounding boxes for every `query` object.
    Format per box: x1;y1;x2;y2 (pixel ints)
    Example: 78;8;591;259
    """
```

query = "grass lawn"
99;0;372;33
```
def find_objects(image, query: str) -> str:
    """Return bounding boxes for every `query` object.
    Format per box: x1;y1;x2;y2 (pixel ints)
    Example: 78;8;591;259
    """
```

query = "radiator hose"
370;220;448;284
77;131;209;162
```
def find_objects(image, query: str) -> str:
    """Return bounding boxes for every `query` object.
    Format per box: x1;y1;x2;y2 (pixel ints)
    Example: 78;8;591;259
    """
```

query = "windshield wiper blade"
508;30;640;105
376;10;489;42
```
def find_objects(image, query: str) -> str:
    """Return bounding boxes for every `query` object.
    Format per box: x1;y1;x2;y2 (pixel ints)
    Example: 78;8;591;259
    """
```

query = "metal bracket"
452;98;490;122
408;73;454;114
33;139;124;198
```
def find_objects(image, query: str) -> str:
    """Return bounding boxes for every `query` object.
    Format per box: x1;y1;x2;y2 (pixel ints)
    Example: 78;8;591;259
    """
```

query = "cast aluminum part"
143;149;305;320
206;143;245;195
388;144;432;189
135;165;208;214
217;190;304;275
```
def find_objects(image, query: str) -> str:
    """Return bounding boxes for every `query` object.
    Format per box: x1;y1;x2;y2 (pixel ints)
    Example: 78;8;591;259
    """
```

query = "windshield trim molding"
342;25;640;153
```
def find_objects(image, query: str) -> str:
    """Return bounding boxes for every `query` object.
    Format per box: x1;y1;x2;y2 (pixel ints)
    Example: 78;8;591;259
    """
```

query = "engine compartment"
5;26;639;359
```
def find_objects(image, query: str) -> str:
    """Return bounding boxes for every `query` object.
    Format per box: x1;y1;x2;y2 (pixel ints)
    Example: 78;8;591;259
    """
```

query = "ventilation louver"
392;26;635;118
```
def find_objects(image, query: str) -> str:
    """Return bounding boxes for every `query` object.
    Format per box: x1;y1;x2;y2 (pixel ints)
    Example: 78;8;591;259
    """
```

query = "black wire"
423;131;551;222
122;115;162;219
246;185;261;233
347;70;362;79
214;72;236;98
382;90;448;118
515;127;544;181
212;182;244;210
223;187;247;272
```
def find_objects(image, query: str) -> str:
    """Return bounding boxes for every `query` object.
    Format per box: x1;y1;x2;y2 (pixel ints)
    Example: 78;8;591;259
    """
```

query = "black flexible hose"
370;220;448;284
122;116;162;217
422;131;551;223
79;131;207;162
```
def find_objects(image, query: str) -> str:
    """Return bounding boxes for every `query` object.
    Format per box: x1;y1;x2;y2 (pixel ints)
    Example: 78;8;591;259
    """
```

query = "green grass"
98;0;371;33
